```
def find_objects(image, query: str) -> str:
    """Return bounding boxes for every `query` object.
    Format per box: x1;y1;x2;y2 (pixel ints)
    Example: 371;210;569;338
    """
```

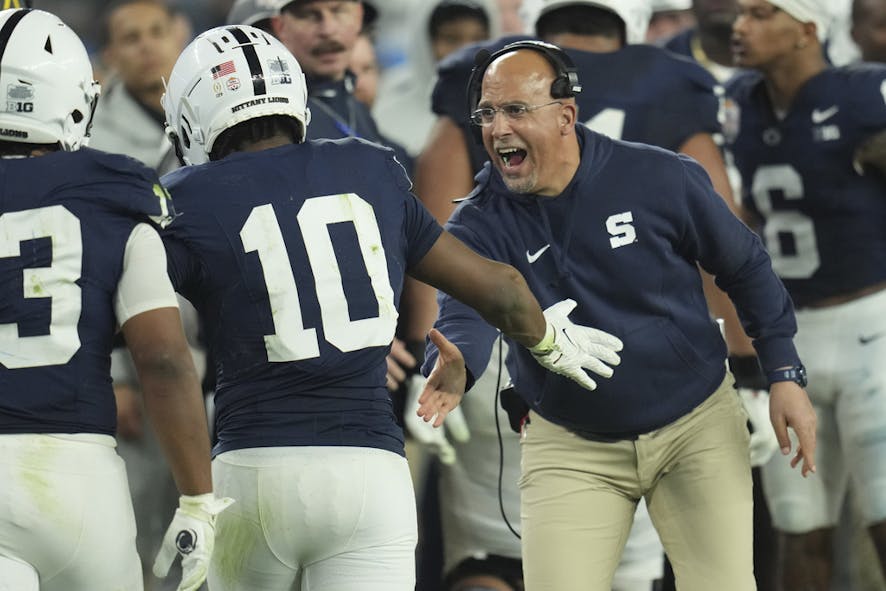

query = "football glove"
529;299;623;391
153;493;235;591
738;387;780;467
404;375;470;464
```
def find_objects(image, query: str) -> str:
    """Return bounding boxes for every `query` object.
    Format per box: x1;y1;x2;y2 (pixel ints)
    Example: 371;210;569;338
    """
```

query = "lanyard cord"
308;95;358;138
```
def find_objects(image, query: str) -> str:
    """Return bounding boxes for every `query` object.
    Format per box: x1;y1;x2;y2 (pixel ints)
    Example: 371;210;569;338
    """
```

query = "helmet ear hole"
71;110;83;124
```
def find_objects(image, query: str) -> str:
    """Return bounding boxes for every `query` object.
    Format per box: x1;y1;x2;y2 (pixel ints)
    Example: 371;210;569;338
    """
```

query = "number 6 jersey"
726;65;886;307
161;138;442;458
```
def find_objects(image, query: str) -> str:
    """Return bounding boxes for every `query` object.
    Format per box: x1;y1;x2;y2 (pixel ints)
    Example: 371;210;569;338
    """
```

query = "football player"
0;8;229;591
159;25;623;591
664;0;742;83
729;0;886;588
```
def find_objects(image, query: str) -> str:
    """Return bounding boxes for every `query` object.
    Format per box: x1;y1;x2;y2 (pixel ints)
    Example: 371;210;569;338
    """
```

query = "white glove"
404;375;470;465
529;299;623;391
738;388;779;467
153;493;235;591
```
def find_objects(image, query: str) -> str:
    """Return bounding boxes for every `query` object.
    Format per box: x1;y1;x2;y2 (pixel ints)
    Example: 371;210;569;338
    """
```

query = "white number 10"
240;194;397;362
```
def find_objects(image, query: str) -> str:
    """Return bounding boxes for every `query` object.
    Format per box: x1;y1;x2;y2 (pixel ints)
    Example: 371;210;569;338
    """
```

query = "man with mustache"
270;0;387;142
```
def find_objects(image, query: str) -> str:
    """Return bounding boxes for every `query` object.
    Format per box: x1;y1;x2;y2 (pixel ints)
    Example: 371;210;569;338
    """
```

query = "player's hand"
416;329;467;428
737;388;779;467
404;375;470;464
386;338;417;391
529;299;623;391
769;381;817;477
153;494;235;591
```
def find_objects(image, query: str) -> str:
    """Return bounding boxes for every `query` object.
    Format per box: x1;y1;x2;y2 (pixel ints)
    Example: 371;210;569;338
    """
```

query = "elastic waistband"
0;433;116;448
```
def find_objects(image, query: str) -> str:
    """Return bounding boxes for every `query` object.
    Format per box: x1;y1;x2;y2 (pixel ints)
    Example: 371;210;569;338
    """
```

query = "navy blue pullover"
425;125;800;437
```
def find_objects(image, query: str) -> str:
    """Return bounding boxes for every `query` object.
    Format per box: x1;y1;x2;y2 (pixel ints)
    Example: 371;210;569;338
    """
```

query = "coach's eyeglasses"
470;101;563;127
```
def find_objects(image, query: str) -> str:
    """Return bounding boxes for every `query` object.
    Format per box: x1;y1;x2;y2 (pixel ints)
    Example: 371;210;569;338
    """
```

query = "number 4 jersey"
0;148;176;435
161;139;442;457
726;65;886;307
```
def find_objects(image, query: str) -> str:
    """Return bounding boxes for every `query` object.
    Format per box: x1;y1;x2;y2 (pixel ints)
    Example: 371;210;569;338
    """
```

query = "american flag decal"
211;60;236;79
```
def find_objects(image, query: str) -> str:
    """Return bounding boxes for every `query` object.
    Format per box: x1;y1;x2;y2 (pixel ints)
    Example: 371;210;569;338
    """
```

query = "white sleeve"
114;223;180;326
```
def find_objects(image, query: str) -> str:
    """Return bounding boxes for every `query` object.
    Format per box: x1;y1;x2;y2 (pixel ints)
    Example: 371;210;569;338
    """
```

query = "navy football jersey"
433;35;722;173
161;139;442;457
727;66;886;307
0;148;173;435
663;28;693;59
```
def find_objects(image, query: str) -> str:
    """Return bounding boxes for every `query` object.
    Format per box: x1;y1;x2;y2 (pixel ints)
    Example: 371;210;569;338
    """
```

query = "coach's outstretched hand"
416;328;467;428
769;381;818;478
153;493;235;591
529;299;623;391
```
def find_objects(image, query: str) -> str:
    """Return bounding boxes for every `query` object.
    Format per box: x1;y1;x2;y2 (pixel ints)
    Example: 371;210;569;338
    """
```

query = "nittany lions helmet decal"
162;25;310;166
0;8;100;150
520;0;653;45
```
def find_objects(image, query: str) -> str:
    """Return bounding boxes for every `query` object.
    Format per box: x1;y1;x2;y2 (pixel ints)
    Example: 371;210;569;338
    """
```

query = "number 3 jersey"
0;148;175;435
161;139;442;457
726;65;886;307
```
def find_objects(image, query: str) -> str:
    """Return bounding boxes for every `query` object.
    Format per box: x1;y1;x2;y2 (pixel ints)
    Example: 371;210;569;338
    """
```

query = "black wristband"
404;339;426;377
728;355;767;390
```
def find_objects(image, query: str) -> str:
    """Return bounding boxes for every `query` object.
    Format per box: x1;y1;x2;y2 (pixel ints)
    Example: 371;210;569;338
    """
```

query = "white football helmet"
520;0;653;45
651;0;691;10
0;9;100;150
161;25;310;166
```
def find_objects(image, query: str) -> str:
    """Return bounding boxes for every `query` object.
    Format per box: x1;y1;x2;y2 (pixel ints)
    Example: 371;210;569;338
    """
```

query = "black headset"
465;40;582;142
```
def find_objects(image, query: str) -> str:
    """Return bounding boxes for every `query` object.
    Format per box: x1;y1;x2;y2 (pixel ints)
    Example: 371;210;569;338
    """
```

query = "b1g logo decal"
606;212;636;249
7;83;34;113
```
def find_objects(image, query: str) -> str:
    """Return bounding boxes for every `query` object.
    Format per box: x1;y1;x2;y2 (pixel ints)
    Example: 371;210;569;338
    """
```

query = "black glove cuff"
728;355;767;390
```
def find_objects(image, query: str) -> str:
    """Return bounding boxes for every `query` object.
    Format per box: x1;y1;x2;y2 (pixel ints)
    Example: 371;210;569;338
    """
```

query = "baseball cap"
227;0;277;25
274;0;359;13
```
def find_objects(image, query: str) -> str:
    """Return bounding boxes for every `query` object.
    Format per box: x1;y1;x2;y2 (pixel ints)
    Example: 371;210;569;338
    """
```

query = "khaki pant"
519;378;756;591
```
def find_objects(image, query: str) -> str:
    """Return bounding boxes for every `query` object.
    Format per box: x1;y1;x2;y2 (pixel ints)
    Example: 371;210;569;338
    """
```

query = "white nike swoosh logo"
526;244;550;263
811;105;839;124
